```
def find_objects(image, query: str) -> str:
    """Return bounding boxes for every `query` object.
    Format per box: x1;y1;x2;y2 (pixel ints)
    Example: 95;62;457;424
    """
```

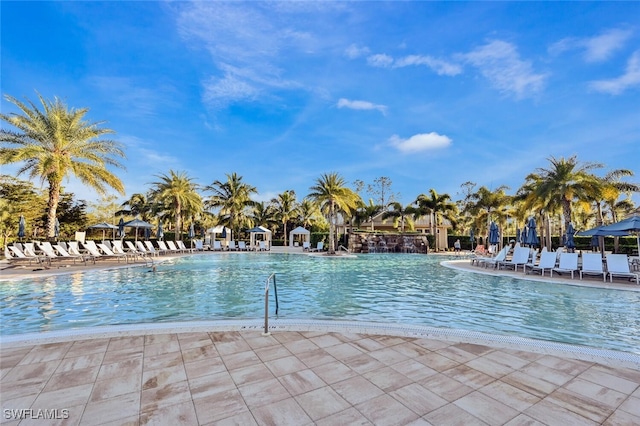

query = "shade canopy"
593;214;640;255
88;222;118;241
577;225;628;237
248;226;272;248
206;226;232;243
289;226;310;247
124;218;153;242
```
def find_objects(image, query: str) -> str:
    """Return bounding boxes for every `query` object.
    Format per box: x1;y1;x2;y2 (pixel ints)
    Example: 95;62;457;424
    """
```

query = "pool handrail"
263;273;279;336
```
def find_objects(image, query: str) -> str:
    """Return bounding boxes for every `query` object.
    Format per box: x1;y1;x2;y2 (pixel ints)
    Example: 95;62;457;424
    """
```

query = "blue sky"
1;1;639;208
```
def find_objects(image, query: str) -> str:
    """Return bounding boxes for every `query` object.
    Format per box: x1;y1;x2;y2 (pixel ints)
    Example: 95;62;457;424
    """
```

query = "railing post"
263;273;277;336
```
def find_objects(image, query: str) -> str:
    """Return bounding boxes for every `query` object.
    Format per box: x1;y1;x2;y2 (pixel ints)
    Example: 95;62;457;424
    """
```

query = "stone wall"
348;233;429;254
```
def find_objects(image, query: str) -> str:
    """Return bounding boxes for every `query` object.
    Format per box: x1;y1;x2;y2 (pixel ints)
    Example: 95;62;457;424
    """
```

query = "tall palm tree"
116;193;154;221
271;190;299;246
416;189;458;250
308;173;361;254
298;198;322;230
249;201;277;233
0;93;125;238
382;202;418;232
149;170;202;240
529;156;602;231
354;199;382;231
205;173;257;238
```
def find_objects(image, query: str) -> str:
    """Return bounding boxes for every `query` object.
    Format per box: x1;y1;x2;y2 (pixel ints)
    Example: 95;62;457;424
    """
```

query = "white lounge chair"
125;241;147;259
580;253;606;281
111;241;131;259
37;242;64;265
157;240;177;254
302;241;310;251
97;243;129;262
228;240;237;251
143;241;161;256
478;246;508;269
177;240;194;253
7;245;47;265
310;241;324;252
194;240;204;251
67;241;84;256
498;246;532;272
525;251;556;276
237;241;247;251
167;240;181;253
606;254;639;284
212;241;222;251
53;244;92;265
551;253;579;279
258;241;267;251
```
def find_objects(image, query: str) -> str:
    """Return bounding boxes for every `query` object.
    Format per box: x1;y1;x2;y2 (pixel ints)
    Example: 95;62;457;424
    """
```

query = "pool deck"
1;250;639;424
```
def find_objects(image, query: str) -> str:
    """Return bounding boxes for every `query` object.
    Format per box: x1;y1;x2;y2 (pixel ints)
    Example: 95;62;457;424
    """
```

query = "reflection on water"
1;253;639;354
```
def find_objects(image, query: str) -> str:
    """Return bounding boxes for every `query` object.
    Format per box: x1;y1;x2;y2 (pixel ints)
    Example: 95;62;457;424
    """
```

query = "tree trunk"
283;221;287;246
595;202;605;255
328;202;336;254
175;202;182;241
47;180;61;239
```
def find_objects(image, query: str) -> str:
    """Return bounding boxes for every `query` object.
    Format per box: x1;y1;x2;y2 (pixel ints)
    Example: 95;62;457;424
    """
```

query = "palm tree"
271;190;299;246
298;198;322;230
308;173;361;254
529;156;602;231
416;189;458;251
205;173;257;238
382;202;418;232
117;193;154;221
149;170;202;240
354;199;383;231
0;93;125;238
249;201;277;232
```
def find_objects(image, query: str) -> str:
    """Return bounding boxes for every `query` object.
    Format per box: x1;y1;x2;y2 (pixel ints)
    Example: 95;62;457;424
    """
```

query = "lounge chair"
237;241;247;251
167;240;181;253
477;246;508;269
551;253;579;279
228;240;237;251
67;241;84;256
54;244;93;265
97;243;129;262
194;240;204;251
6;245;47;266
310;241;324;252
525;251;557;276
143;241;161;256
580;253;606;281
606;254;639;284
497;246;531;272
258;241;268;251
125;241;147;258
37;242;64;265
157;240;176;254
302;241;310;251
177;240;194;253
212;241;223;251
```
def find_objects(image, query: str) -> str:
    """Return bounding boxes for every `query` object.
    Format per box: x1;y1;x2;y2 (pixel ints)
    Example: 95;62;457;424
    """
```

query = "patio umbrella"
565;223;576;252
525;217;539;247
488;221;499;250
221;227;227;239
124;218;154;242
18;215;26;240
188;223;195;248
157;221;164;241
469;229;474;251
595;214;640;256
54;218;60;240
88;222;118;241
577;225;628;237
144;227;151;240
117;218;125;239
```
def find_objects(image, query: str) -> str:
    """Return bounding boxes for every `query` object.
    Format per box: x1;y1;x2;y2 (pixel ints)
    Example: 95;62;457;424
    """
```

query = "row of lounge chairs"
4;239;197;267
471;245;639;284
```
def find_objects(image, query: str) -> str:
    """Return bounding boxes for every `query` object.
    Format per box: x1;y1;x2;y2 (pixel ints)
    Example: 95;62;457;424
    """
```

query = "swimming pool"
1;253;639;354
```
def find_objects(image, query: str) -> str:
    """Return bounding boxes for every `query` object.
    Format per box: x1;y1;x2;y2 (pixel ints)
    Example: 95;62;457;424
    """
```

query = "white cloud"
345;44;370;59
589;50;640;95
549;28;633;62
337;98;387;115
393;55;462;76
367;53;461;76
202;74;259;107
367;53;394;67
462;40;547;99
389;132;452;153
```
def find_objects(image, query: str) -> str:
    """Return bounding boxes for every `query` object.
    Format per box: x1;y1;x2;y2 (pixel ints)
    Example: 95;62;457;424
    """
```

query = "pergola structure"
248;226;272;249
289;226;310;247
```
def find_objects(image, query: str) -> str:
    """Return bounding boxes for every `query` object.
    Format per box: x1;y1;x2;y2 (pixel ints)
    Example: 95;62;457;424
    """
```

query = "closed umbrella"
157;221;164;241
118;218;125;239
515;228;520;245
144;227;151;240
54;218;60;240
525;217;539;247
188;223;195;248
18;215;26;240
469;229;475;251
488;221;499;253
565;223;576;252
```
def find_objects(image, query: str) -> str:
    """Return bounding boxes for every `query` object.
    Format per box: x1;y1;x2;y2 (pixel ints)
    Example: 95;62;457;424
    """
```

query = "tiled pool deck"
1;252;639;425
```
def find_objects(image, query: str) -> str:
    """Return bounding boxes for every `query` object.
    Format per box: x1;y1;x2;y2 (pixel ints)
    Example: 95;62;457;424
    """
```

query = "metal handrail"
338;245;350;253
263;273;278;335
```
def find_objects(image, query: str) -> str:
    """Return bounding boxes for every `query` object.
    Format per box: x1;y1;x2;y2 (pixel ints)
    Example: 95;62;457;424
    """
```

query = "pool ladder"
263;273;279;335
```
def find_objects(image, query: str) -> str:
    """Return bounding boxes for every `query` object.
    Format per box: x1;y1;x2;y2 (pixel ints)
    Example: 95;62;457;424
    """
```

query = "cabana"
247;226;272;250
289;226;310;247
206;226;232;249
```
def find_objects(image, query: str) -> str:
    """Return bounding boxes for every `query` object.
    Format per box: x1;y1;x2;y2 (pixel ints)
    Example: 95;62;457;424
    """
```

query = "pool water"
1;253;639;354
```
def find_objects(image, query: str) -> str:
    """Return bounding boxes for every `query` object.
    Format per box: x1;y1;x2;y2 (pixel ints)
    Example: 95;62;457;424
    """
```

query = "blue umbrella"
595;214;640;256
188;223;195;239
221;227;227;238
488;222;499;245
118;218;125;239
18;215;25;240
565;223;576;250
157;221;164;241
525;217;539;247
54;218;60;239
